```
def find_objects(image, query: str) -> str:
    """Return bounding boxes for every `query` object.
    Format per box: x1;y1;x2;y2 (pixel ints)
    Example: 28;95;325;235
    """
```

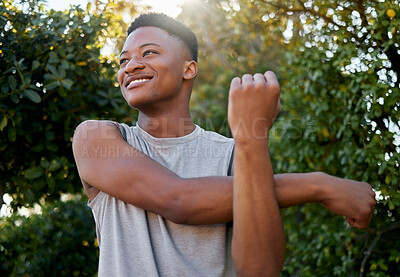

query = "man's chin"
127;100;149;111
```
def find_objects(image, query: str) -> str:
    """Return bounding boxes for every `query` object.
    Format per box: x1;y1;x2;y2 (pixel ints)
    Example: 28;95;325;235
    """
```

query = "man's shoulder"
73;120;122;144
74;119;120;134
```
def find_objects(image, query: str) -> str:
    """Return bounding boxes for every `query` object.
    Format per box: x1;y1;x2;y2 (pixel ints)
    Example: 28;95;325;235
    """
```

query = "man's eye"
143;50;157;57
120;59;128;65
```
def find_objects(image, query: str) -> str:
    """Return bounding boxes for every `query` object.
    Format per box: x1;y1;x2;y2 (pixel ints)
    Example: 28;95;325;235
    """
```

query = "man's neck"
137;112;196;138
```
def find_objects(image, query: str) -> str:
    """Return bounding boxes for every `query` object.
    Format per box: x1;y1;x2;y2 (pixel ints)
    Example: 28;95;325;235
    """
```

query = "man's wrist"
310;171;333;203
231;121;271;143
234;137;269;150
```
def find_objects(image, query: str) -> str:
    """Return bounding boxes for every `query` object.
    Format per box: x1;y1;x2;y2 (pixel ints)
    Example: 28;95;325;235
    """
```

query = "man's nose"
124;57;145;73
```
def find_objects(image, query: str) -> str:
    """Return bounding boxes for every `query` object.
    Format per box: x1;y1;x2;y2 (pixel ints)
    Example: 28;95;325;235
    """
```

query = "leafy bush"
0;199;98;276
0;0;135;210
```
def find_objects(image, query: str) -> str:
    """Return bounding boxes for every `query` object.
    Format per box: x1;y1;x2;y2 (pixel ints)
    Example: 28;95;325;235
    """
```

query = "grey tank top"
89;123;235;276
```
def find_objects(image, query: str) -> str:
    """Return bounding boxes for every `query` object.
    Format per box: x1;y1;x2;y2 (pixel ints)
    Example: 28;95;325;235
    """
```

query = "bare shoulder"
72;120;123;151
74;120;120;141
72;120;122;201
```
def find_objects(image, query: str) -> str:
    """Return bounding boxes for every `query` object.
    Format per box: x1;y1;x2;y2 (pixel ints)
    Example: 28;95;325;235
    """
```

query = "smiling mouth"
126;77;152;89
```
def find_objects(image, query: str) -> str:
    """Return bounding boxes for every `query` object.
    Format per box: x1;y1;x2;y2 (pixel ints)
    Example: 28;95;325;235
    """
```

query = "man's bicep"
72;120;181;215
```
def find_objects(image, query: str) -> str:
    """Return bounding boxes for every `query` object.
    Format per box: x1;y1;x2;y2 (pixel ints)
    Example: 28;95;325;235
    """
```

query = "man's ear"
183;60;198;80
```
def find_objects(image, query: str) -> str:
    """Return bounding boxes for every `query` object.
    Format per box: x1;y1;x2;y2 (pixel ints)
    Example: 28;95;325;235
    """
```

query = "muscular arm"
73;120;375;227
72;119;235;223
229;72;285;275
232;139;284;276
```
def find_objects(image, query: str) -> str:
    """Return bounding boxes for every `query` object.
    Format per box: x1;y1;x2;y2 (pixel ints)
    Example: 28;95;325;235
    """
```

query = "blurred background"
0;0;399;276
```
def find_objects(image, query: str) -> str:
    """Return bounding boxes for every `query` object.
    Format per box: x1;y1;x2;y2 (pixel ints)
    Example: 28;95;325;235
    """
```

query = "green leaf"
66;53;75;60
49;160;61;172
31;60;41;71
98;99;108;106
25;167;44;179
0;116;8;131
0;144;7;151
8;126;16;142
8;76;17;90
44;73;56;81
24;89;41;103
58;46;66;58
24;188;35;203
59;68;66;79
388;199;395;210
45;81;59;91
46;143;58;152
48;51;59;63
29;84;41;91
61;79;73;90
40;157;50;168
31;144;44;152
11;93;20;103
46;64;58;75
61;60;70;70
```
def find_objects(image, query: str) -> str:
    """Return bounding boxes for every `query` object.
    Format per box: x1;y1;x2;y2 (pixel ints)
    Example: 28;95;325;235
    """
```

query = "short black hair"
127;13;198;62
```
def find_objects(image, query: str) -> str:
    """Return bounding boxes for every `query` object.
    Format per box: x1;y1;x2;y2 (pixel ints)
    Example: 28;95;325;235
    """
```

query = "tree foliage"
0;199;98;276
0;0;136;210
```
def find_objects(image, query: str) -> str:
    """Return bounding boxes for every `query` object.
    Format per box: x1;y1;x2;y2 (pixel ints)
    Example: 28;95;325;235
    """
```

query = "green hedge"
0;199;98;276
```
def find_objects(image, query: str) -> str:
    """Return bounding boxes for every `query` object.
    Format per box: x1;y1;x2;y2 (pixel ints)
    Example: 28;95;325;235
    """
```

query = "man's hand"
228;71;281;141
319;174;376;229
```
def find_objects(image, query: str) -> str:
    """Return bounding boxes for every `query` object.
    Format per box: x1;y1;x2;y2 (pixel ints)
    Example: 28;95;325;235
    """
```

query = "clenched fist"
228;71;281;142
319;174;376;229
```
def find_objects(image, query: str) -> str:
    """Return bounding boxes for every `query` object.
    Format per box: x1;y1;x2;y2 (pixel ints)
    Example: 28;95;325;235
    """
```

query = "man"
72;13;375;276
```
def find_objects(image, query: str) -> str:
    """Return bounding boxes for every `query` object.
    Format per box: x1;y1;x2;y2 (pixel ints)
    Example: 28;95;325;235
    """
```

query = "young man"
72;13;375;276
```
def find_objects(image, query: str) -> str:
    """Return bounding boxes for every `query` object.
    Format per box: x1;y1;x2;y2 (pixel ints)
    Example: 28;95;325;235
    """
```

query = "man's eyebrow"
119;51;128;58
139;43;161;49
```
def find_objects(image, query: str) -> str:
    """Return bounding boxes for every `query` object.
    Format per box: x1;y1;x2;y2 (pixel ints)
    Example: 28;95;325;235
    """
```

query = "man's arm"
73;121;375;226
72;120;234;223
228;71;284;275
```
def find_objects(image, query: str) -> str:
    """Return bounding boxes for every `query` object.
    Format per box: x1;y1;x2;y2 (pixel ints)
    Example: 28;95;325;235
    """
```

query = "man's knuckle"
253;82;264;90
242;83;254;91
270;83;281;91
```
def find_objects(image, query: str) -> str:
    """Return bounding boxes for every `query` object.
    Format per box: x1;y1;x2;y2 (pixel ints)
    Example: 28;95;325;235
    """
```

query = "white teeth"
127;79;150;87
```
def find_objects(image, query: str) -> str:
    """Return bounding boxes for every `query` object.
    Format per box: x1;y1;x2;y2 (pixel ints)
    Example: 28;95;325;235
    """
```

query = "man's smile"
126;78;151;89
124;74;154;89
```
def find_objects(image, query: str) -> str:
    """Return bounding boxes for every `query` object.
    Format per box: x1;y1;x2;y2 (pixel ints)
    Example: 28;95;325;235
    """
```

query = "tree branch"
359;222;400;276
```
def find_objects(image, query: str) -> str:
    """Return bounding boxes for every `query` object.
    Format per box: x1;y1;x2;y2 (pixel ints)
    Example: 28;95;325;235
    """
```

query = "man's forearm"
275;172;324;208
178;172;324;225
179;170;375;228
231;139;285;276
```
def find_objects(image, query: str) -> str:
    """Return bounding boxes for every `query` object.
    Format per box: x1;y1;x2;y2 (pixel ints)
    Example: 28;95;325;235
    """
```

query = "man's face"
117;26;189;110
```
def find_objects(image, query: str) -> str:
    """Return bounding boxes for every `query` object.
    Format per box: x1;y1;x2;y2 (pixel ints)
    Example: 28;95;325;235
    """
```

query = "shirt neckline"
135;123;201;146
